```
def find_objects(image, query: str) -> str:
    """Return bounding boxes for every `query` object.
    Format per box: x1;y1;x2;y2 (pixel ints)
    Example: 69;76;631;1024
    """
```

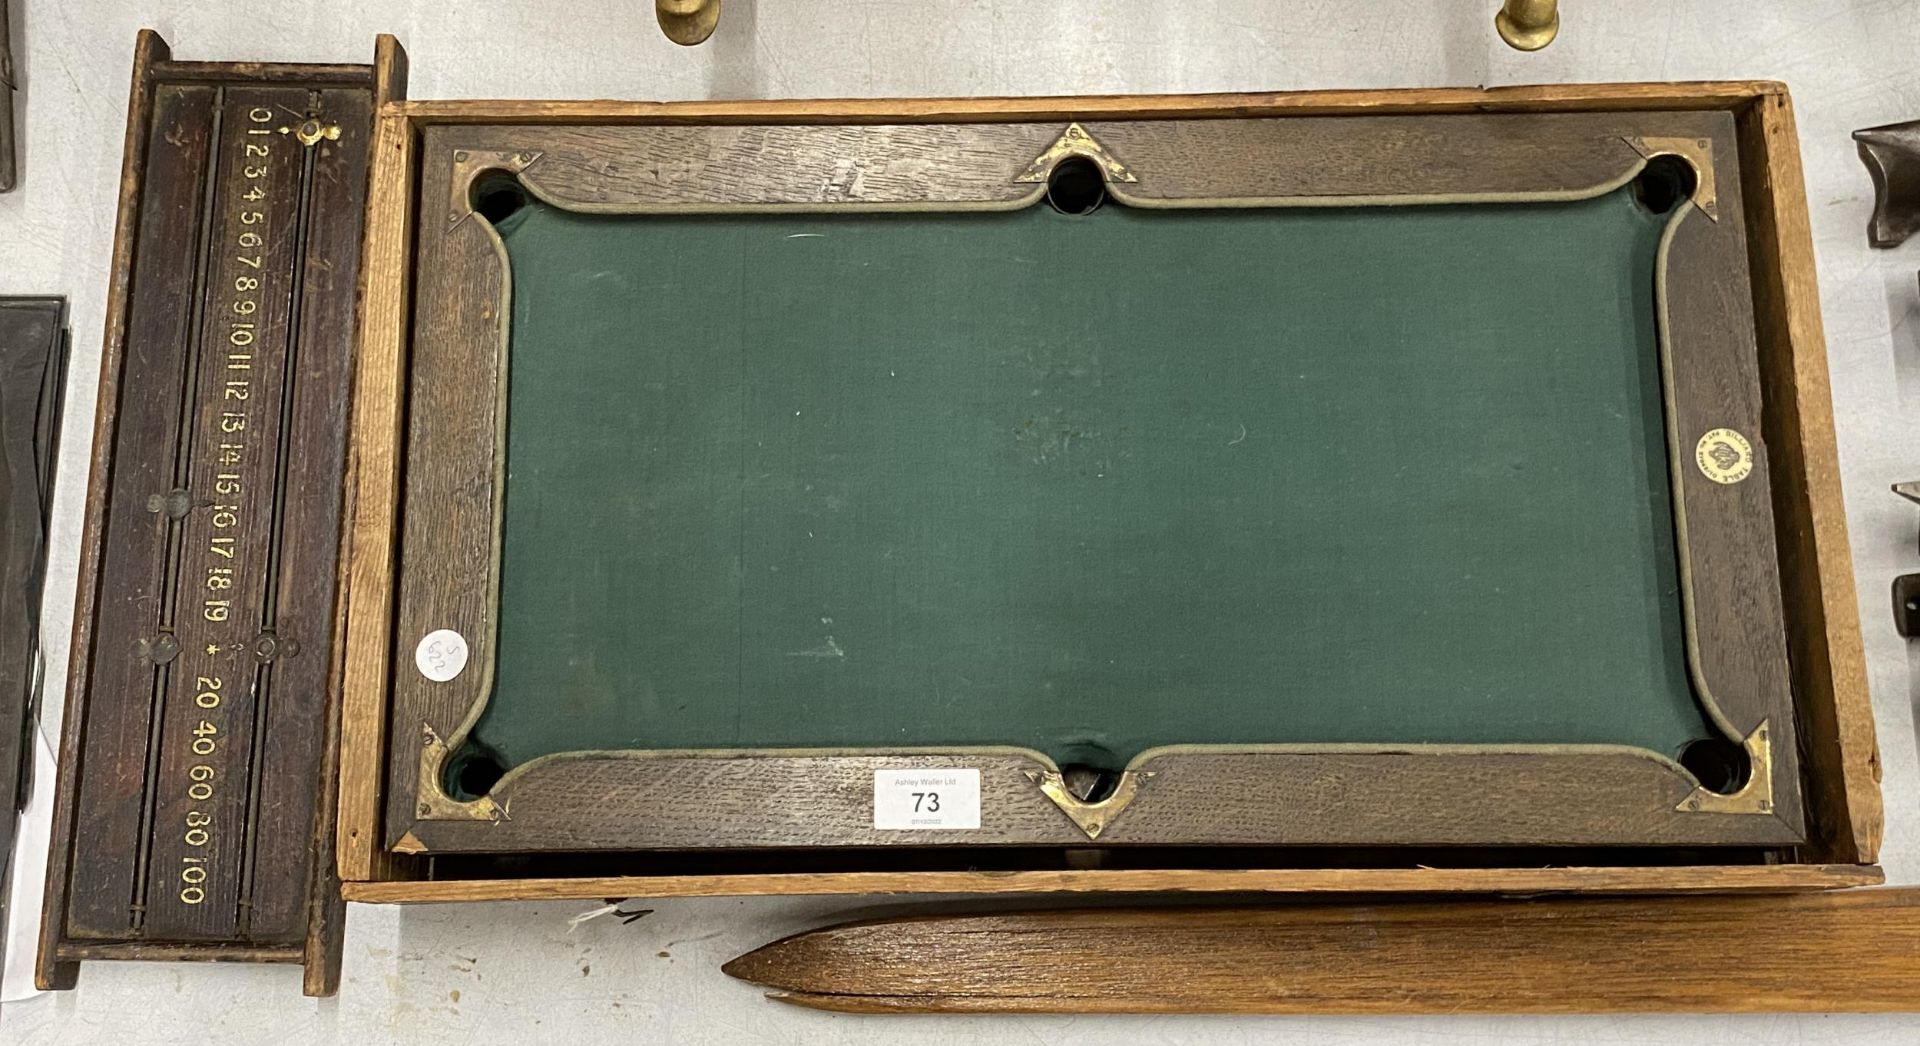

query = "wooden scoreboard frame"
36;32;400;998
43;33;1892;1005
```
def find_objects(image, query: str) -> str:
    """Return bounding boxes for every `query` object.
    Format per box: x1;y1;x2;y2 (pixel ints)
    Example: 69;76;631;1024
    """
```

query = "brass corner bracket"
1677;720;1775;816
447;147;544;226
1627;135;1719;221
415;722;508;823
1015;123;1138;185
1026;769;1150;840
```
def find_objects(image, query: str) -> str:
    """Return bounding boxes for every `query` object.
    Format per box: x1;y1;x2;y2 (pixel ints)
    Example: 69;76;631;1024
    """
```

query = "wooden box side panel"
387;80;1789;125
305;31;412;987
1736;88;1883;865
341;863;1885;904
334;99;425;886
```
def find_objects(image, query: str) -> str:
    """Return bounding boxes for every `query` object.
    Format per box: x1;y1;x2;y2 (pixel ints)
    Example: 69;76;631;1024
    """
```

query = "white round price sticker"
414;629;470;683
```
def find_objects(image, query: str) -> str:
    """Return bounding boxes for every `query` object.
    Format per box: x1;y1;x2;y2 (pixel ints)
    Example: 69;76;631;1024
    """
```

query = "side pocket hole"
1045;156;1108;216
1679;736;1749;795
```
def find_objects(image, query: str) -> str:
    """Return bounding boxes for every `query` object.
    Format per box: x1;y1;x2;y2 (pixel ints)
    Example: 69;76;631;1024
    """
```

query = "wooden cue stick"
723;887;1920;1014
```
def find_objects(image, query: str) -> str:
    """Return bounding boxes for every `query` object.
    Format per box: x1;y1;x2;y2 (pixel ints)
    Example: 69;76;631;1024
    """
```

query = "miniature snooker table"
382;110;1806;855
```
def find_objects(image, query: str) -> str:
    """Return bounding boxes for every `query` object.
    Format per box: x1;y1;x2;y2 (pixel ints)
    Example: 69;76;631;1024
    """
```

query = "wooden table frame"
337;50;1882;901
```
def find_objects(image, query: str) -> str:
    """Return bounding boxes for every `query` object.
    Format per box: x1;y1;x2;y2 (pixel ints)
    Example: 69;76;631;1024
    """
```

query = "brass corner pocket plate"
1026;769;1151;840
1679;721;1775;815
1014;122;1138;184
447;147;543;226
1626;135;1719;220
415;722;507;825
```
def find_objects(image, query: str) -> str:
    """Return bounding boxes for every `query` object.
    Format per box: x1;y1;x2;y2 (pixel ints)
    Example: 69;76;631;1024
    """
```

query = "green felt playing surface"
458;187;1708;778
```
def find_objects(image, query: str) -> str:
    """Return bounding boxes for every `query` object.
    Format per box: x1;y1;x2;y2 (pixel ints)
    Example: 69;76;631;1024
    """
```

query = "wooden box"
336;70;1881;903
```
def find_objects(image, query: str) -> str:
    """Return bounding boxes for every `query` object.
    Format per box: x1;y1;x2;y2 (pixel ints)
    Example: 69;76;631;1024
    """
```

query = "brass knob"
657;0;721;46
1495;0;1560;51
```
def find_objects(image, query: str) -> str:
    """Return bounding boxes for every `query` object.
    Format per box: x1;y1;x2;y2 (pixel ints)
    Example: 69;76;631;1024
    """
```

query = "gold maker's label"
1695;427;1753;484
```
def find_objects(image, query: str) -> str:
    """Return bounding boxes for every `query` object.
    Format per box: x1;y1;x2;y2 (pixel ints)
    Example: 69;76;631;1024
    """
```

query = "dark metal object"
1893;483;1920;637
1854;120;1920;248
36;30;397;999
1;0;17;191
1893;574;1920;639
0;297;66;990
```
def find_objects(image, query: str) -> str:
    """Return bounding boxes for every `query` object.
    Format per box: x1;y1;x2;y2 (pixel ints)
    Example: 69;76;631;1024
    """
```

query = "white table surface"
5;1;1920;1041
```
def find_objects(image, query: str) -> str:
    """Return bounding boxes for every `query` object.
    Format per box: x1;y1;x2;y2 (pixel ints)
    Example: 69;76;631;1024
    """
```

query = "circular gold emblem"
1695;427;1753;484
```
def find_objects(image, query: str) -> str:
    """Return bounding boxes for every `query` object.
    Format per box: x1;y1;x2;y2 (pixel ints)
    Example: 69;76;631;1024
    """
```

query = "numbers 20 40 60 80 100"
178;675;223;905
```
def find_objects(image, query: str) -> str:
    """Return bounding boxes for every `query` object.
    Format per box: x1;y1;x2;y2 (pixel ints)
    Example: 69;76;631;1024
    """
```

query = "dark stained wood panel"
0;0;15;192
244;83;373;944
139;84;312;941
0;297;67;990
65;81;218;939
39;30;389;998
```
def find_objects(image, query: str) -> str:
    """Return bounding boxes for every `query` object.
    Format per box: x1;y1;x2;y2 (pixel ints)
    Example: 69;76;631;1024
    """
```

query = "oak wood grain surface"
335;102;420;885
299;34;410;998
386;81;1794;125
1649;113;1803;834
343;862;1881;904
723;888;1920;1013
1734;90;1881;867
396;751;1805;853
